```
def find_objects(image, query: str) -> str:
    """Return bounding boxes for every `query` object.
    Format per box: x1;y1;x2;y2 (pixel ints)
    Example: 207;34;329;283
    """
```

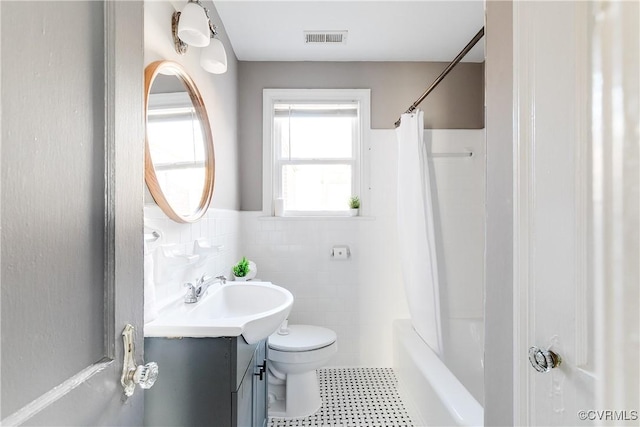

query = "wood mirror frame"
144;60;215;223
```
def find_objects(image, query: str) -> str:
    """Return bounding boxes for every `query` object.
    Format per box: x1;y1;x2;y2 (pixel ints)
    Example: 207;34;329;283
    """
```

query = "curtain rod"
394;27;485;128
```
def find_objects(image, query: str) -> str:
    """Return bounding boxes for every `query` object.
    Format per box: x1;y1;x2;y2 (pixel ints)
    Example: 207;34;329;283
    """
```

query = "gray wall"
238;61;484;210
145;0;240;210
484;1;513;424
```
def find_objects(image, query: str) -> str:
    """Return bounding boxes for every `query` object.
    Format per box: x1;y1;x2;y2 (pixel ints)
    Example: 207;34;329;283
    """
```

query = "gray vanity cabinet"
144;336;268;427
252;340;268;427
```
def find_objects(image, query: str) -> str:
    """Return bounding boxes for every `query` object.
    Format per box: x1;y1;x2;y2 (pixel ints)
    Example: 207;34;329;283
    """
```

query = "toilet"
267;323;337;418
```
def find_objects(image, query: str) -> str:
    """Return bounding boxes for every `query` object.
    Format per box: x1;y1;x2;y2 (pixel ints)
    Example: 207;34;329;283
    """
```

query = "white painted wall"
241;129;485;368
145;0;240;210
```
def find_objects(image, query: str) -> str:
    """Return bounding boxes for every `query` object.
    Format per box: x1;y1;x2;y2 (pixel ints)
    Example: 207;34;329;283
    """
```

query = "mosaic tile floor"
268;368;415;427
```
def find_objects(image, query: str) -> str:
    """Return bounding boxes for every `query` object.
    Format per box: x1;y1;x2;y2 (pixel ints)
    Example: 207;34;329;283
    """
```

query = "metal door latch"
121;324;158;396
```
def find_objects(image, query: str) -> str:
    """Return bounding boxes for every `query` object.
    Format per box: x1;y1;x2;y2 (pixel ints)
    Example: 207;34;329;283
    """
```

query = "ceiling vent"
304;31;348;44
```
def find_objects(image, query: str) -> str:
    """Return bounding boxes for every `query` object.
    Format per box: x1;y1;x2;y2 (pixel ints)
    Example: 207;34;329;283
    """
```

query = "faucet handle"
216;275;227;284
183;282;197;303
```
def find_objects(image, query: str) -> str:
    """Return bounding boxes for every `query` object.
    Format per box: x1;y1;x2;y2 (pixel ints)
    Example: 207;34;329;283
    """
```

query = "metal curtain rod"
394;27;485;128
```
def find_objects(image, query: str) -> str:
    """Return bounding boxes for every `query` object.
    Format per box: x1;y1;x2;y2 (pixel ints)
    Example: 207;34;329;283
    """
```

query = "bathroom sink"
144;281;293;344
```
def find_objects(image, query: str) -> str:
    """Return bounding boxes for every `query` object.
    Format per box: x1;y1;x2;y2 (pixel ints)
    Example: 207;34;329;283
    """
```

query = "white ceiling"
212;1;485;62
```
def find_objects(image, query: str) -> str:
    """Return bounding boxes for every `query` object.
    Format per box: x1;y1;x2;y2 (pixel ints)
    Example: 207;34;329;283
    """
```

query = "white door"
513;1;639;425
1;2;146;425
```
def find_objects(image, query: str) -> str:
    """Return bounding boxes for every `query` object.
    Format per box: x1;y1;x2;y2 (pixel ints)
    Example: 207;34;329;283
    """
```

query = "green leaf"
233;257;250;277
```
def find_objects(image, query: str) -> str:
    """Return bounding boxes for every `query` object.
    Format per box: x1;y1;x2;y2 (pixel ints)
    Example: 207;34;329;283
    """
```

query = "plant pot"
233;260;257;281
349;208;359;217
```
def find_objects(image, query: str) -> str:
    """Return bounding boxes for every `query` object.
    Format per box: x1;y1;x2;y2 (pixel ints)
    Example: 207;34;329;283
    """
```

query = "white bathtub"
393;319;483;427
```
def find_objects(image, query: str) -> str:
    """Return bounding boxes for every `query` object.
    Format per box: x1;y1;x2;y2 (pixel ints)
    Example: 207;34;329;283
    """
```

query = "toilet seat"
269;325;337;352
269;341;337;366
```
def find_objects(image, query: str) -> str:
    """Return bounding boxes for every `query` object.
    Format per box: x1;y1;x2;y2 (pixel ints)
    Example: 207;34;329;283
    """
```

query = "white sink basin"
144;281;293;344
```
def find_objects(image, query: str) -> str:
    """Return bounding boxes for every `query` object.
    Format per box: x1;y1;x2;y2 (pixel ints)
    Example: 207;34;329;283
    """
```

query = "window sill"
257;215;376;221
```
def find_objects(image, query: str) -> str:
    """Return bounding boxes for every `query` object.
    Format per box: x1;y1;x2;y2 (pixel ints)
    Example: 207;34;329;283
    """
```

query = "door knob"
528;346;561;373
121;324;159;396
130;361;159;390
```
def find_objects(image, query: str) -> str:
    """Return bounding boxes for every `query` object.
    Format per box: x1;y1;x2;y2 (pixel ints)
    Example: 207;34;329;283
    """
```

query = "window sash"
273;111;359;214
279;165;353;213
273;110;359;161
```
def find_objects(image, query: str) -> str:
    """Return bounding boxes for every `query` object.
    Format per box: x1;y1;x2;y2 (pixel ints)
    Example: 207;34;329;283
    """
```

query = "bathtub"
393;319;483;426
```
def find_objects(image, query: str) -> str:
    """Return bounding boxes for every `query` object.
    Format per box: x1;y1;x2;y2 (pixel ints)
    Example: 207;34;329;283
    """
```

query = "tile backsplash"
240;213;408;367
144;206;242;312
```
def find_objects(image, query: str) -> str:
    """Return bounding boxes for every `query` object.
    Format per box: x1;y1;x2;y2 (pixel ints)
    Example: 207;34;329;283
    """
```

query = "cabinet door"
145;338;233;427
234;354;254;427
253;340;268;427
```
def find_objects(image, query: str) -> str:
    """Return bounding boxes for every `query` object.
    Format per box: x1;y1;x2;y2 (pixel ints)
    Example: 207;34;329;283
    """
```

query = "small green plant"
233;257;250;278
348;196;360;209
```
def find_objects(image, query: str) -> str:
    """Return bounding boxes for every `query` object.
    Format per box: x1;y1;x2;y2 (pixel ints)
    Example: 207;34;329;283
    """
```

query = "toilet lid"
269;325;337;352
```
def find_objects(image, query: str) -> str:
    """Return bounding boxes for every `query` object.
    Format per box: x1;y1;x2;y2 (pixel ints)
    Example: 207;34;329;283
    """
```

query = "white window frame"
262;89;371;216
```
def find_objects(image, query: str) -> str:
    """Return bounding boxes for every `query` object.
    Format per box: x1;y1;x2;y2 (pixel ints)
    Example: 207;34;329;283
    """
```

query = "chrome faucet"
184;274;227;304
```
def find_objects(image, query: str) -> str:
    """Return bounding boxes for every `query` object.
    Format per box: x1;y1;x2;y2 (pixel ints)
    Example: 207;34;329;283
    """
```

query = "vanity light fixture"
200;27;228;74
172;0;228;74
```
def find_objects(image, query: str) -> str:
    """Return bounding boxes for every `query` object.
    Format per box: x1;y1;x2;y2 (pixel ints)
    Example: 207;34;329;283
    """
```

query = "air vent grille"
304;31;348;44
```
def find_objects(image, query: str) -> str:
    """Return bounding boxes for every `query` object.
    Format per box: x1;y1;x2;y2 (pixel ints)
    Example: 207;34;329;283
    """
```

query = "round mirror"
144;60;215;223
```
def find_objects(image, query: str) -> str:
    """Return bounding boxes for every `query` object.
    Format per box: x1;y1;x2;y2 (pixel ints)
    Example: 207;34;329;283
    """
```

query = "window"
263;89;370;216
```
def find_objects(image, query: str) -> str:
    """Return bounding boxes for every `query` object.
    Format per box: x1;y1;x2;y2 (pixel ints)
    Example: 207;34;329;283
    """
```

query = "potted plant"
232;257;257;281
348;196;360;216
232;257;250;281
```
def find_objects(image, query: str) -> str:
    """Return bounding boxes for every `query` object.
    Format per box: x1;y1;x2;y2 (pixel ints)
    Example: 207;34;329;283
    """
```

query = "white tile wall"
239;129;485;367
143;129;485;368
240;213;408;367
144;205;242;312
427;129;486;320
239;130;411;367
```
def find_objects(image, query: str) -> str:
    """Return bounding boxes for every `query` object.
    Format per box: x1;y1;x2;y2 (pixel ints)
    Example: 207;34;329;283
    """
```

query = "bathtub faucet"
184;274;227;304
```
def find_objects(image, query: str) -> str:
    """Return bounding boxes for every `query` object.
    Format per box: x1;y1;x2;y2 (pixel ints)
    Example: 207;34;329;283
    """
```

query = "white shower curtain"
396;110;442;356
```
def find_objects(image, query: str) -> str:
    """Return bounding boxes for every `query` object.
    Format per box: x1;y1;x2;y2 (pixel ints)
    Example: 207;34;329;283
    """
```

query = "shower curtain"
396;110;442;356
